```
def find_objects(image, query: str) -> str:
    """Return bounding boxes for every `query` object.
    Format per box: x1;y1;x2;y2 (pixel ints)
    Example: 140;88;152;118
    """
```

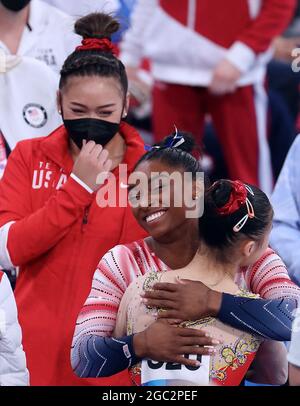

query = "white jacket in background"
0;271;29;386
0;0;80;74
0;54;62;153
42;0;119;16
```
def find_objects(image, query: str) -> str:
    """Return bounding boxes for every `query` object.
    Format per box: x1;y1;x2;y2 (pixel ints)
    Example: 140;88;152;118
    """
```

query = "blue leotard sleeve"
218;294;297;341
72;334;141;378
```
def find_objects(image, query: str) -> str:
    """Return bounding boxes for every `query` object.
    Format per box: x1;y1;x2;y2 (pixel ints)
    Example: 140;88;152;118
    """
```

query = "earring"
58;109;62;114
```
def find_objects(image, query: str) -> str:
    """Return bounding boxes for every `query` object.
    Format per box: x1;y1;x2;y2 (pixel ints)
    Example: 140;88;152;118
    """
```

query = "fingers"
157;310;181;319
81;142;110;168
173;355;201;368
177;327;210;338
82;140;97;154
93;144;104;159
166;319;183;326
176;278;188;285
151;282;179;293
180;336;220;347
179;346;217;357
142;298;177;310
97;148;109;167
209;81;236;96
177;278;202;285
141;289;175;301
103;158;112;173
81;142;107;160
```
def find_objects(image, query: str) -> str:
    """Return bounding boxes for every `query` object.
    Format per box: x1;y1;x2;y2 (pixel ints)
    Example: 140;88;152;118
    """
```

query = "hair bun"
154;131;196;154
211;180;233;209
75;13;120;40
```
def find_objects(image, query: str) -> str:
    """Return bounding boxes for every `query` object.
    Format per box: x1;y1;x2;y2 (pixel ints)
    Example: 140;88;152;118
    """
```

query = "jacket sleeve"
226;0;296;73
270;135;300;286
0;142;94;267
0;273;29;386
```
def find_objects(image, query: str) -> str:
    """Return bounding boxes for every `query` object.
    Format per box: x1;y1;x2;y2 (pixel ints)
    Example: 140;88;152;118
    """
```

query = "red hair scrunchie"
215;180;248;215
75;38;117;55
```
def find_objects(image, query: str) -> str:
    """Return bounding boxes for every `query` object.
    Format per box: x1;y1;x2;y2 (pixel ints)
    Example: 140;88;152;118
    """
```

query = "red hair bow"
216;180;248;215
76;38;117;55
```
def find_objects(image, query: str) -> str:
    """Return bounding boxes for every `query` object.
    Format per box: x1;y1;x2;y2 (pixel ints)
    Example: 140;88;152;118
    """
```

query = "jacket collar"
27;0;52;35
40;124;73;172
119;121;145;171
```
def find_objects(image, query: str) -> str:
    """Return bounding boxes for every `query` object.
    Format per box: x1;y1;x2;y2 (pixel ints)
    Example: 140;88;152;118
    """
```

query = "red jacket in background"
121;0;296;86
0;122;146;385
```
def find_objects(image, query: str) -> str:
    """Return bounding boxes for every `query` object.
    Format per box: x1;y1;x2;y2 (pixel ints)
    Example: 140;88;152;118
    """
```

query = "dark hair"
59;13;128;94
133;131;205;181
199;180;273;257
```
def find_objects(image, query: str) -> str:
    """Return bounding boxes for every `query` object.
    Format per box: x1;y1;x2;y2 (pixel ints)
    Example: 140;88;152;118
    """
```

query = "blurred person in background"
42;1;138;43
42;0;118;20
0;0;79;74
0;55;62;179
288;308;300;385
270;0;300;124
271;135;300;286
0;0;78;154
267;1;300;179
0;270;29;386
120;0;296;194
0;0;78;156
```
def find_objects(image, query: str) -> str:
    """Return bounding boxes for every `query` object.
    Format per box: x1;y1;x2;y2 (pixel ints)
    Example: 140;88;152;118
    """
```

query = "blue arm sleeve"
72;334;141;378
218;294;297;341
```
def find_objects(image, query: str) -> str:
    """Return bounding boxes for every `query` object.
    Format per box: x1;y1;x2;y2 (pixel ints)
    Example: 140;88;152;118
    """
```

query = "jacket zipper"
187;0;196;30
81;207;89;231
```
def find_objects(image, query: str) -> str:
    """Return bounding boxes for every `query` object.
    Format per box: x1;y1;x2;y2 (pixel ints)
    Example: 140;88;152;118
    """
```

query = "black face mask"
63;117;120;149
1;0;31;12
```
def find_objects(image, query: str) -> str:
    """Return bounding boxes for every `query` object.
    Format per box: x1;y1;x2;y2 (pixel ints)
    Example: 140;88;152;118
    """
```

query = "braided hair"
59;13;128;95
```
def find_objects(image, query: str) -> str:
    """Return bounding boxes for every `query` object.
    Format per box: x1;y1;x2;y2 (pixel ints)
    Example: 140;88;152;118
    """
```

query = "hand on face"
72;140;112;192
141;279;222;321
134;319;220;367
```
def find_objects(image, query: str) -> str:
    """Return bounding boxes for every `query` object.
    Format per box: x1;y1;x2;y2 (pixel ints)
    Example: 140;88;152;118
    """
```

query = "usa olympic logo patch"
23;103;48;128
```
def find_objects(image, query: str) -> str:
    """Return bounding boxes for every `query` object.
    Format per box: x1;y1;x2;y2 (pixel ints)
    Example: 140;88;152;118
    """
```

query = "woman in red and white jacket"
0;271;29;386
121;0;296;194
0;12;148;386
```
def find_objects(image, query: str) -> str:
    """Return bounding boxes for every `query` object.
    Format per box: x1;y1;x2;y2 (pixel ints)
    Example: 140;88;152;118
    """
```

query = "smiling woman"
111;157;275;386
